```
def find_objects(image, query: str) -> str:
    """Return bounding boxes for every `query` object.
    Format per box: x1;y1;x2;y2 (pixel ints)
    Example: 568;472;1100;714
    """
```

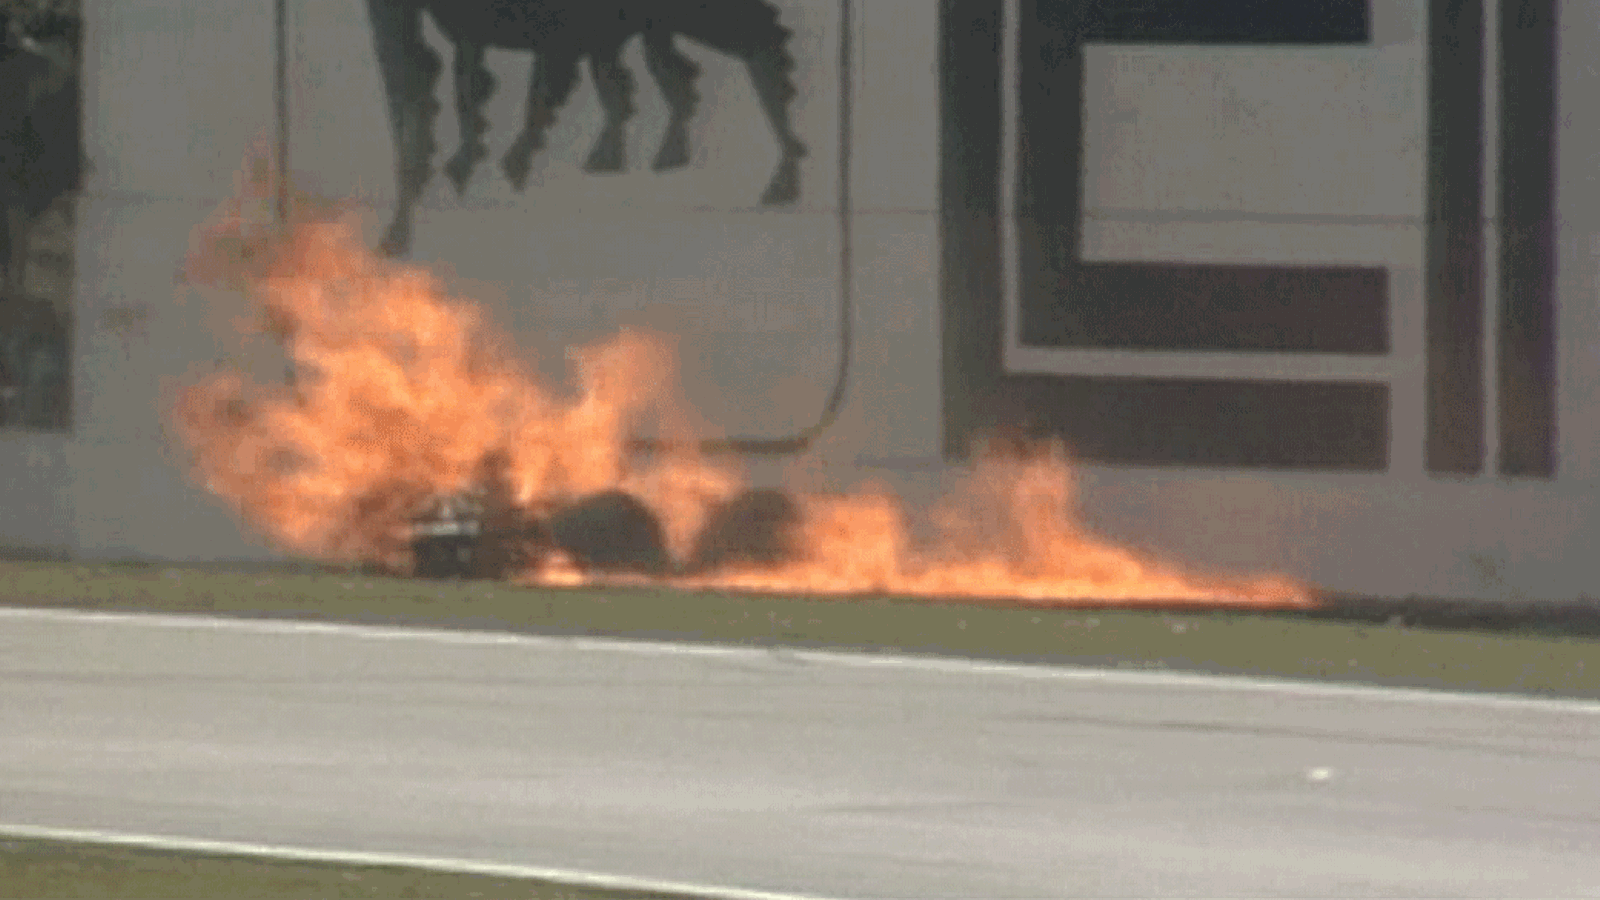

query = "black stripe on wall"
985;376;1390;470
939;0;1004;458
1424;0;1487;474
1025;263;1390;352
1082;0;1370;43
1497;0;1558;477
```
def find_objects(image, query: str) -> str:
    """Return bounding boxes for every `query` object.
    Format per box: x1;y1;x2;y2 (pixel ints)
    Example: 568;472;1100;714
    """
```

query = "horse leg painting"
363;0;810;258
364;0;443;258
581;46;637;173
500;47;582;191
442;36;496;195
640;27;701;173
661;0;808;206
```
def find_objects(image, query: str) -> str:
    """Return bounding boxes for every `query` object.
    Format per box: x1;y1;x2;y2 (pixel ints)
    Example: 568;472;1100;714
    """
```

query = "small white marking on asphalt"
2;604;1599;715
1306;767;1335;782
0;822;842;900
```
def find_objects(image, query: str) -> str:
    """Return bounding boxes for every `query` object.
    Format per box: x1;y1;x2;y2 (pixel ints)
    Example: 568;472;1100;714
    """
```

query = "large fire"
170;172;1311;608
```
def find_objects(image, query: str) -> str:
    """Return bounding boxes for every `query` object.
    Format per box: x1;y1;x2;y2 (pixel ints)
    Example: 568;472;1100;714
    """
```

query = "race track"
3;607;1600;898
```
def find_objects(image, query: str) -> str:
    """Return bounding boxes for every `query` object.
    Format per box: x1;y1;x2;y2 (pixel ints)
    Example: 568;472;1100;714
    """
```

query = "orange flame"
170;172;1311;608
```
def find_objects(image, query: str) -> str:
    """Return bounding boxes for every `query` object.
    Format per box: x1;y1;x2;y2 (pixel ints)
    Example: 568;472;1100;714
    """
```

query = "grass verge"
0;836;696;900
2;559;1599;699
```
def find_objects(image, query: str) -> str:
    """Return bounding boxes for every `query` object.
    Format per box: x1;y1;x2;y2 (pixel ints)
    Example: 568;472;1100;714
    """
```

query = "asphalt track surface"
4;608;1600;898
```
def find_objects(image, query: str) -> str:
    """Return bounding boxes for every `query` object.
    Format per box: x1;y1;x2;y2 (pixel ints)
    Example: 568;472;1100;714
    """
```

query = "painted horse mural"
363;0;810;257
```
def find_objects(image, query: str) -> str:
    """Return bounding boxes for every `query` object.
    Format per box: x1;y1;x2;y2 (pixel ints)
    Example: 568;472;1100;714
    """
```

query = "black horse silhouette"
363;0;809;257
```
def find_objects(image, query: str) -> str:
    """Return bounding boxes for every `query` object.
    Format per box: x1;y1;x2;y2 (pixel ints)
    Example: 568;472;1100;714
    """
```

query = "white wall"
0;434;73;557
42;0;1600;602
69;0;289;560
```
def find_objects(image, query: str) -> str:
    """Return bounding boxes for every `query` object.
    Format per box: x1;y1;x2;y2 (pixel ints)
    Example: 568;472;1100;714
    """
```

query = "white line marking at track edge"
3;603;1599;714
0;822;840;900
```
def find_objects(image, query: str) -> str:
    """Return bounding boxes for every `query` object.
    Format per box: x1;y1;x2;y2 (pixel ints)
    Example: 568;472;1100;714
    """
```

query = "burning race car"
405;461;801;583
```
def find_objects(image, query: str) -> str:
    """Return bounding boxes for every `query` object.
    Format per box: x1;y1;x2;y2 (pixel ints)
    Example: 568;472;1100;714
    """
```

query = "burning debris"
547;490;672;577
170;172;1314;608
408;490;490;579
406;481;803;582
405;450;552;579
689;488;802;574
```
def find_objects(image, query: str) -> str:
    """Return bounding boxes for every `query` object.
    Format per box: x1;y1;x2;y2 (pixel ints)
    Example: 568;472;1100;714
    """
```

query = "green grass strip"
0;836;697;900
1;560;1598;698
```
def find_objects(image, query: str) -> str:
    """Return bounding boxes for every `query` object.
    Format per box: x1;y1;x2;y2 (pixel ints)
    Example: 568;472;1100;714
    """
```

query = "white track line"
0;823;837;900
1;604;1598;714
